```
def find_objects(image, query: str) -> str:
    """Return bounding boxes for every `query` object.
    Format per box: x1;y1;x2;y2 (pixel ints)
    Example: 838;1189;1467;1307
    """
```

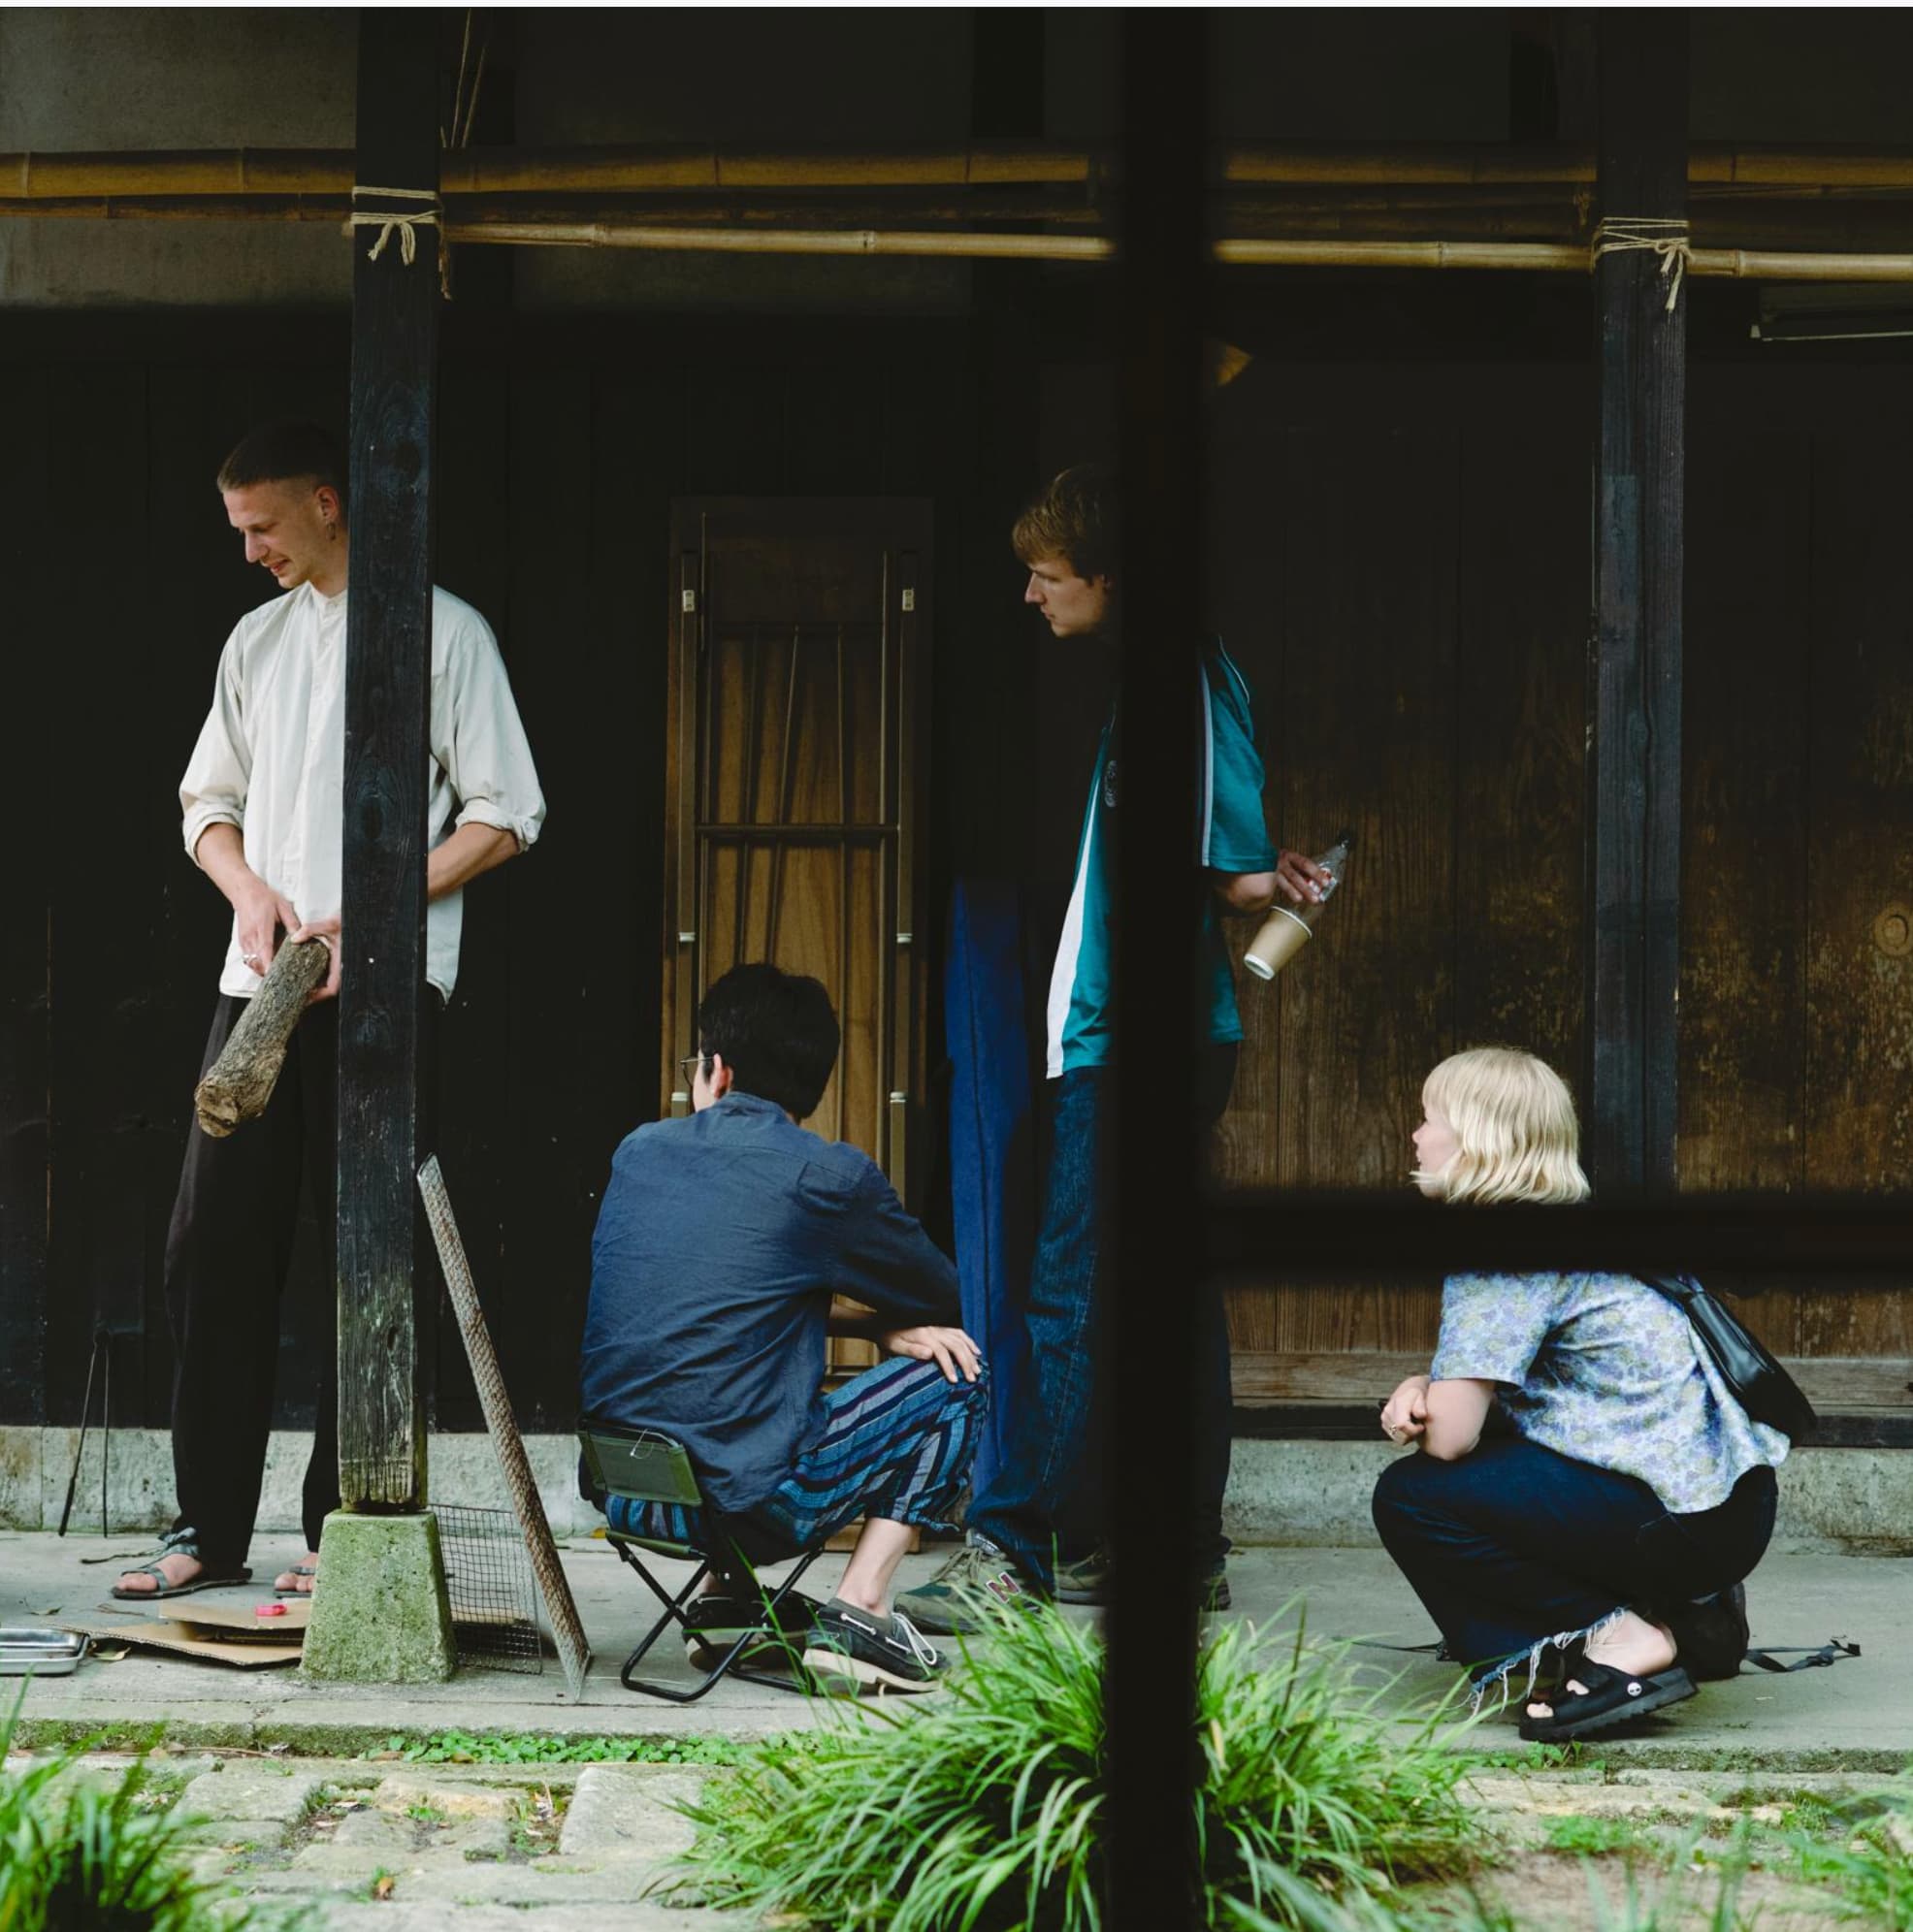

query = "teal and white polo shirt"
1045;643;1280;1078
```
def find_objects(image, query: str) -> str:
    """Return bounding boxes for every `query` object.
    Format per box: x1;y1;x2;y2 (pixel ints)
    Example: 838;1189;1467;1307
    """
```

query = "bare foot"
273;1550;322;1594
115;1551;205;1595
1527;1611;1676;1722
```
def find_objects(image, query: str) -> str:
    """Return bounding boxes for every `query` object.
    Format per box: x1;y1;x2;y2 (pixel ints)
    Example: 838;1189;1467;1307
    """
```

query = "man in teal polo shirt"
899;466;1327;1627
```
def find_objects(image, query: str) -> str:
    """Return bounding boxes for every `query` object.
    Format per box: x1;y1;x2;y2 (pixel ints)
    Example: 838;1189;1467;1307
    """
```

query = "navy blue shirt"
580;1091;960;1512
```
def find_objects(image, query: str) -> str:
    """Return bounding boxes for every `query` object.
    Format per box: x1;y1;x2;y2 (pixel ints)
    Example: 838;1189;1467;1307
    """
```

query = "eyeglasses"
677;1052;705;1088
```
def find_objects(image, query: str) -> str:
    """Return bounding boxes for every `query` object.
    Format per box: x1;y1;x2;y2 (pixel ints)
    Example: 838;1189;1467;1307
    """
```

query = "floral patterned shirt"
1429;1272;1790;1515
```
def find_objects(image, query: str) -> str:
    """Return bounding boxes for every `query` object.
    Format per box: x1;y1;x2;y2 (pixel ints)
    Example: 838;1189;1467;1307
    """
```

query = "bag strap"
1642;1272;1699;1303
1743;1638;1861;1674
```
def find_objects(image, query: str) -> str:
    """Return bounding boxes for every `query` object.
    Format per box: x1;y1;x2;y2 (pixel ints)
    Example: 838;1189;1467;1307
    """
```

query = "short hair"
1012;464;1114;581
697;963;840;1122
216;420;348;521
1419;1047;1592;1206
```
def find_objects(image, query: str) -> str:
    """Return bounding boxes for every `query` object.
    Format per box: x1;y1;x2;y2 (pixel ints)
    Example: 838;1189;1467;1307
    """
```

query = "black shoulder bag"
1641;1273;1817;1444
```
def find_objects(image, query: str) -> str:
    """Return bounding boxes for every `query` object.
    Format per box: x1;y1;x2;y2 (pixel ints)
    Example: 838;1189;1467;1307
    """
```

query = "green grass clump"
0;1691;263;1932
666;1604;1479;1930
1743;1783;1913;1926
1539;1815;1665;1861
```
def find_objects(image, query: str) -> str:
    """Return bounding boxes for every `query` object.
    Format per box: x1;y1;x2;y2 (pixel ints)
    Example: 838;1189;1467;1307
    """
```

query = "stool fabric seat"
580;1418;824;1702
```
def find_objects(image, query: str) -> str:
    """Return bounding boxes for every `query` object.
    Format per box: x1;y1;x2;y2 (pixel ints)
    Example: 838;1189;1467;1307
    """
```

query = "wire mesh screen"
434;1504;544;1675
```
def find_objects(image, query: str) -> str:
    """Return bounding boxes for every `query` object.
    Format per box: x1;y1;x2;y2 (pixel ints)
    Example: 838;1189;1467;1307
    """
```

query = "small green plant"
1462;1743;1598;1775
1540;1815;1666;1861
666;1602;1483;1930
0;1689;265;1932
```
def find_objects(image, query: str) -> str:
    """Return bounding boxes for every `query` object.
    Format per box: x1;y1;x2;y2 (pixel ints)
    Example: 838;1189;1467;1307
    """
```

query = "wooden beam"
336;8;439;1512
1228;1349;1913;1414
12;141;1913;196
1108;14;1208;1929
1588;16;1688;1195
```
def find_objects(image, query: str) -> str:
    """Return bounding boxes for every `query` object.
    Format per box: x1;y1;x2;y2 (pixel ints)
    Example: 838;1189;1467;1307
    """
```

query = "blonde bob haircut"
1419;1046;1591;1206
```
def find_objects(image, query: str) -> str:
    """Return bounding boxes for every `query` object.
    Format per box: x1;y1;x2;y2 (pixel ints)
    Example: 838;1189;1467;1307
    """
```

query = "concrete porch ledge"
2;1530;1904;1769
2;1427;1908;1555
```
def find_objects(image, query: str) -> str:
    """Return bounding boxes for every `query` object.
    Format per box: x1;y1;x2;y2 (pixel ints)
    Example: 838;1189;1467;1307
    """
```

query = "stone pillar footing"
302;1509;457;1684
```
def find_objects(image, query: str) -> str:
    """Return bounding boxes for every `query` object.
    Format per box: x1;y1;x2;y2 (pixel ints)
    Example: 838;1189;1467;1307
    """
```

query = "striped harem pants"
607;1356;990;1554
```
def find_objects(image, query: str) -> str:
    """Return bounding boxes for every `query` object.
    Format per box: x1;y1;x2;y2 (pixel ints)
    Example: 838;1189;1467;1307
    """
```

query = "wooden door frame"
659;496;934;1200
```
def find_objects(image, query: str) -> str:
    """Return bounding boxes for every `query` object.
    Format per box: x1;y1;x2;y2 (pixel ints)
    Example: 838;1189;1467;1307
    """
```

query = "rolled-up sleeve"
179;635;250;866
433;613;546;852
1430;1272;1563;1386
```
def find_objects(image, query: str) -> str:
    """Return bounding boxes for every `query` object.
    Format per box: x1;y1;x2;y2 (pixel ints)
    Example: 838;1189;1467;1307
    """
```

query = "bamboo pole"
9;143;1913;199
450;220;1117;260
4;184;1908;277
435;221;1913;282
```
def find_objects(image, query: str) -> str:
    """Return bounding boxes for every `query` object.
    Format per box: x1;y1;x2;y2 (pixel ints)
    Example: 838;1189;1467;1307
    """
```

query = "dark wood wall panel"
1202;368;1585;1362
1681;373;1811;1357
1;315;988;1433
0;367;55;1428
430;349;517;1433
1453;370;1587;1075
5;314;1907;1439
45;364;159;1429
1800;397;1913;1362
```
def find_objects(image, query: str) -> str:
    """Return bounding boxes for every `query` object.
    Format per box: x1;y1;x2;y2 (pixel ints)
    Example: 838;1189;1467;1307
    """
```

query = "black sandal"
110;1528;252;1602
1519;1657;1696;1742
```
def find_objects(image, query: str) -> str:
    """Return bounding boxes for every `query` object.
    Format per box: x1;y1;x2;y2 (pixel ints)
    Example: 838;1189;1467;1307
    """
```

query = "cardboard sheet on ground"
61;1615;304;1668
167;1597;311;1637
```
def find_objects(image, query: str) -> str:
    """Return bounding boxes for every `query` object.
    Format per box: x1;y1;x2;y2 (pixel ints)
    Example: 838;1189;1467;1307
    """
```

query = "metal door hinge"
682;589;697;614
900;587;916;612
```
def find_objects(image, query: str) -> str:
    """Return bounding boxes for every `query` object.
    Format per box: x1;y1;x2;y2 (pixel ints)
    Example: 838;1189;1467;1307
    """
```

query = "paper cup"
1243;906;1314;981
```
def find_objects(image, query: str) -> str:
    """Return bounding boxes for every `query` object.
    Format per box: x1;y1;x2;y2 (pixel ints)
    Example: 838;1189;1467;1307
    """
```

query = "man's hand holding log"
189;824;341;1138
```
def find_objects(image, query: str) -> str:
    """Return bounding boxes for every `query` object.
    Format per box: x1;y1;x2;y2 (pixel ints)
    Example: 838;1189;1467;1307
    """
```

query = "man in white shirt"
113;421;545;1603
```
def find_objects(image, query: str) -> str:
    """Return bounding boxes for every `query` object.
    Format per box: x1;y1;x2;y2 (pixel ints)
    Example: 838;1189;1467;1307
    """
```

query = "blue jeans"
1372;1434;1778;1697
964;1047;1237;1593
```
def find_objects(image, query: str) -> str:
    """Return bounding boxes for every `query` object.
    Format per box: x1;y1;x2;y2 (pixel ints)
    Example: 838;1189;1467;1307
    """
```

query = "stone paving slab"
558;1764;711;1860
12;1743;1909;1928
314;1907;720;1932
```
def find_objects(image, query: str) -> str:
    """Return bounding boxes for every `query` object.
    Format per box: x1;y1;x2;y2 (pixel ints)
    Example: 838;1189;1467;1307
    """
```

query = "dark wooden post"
1108;14;1207;1926
338;8;439;1511
1589;15;1687;1194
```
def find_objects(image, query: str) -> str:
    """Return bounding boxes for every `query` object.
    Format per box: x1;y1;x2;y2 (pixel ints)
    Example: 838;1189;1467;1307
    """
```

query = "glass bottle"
1242;829;1352;981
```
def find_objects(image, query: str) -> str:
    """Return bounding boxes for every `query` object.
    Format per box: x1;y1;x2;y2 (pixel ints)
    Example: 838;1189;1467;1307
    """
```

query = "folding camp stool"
579;1420;825;1702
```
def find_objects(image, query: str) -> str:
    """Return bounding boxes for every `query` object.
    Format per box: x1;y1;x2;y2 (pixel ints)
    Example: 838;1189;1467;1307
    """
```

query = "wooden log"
190;941;330;1138
335;7;438;1515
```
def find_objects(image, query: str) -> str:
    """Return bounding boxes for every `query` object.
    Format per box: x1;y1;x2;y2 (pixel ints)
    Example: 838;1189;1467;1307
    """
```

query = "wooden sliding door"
661;499;931;1229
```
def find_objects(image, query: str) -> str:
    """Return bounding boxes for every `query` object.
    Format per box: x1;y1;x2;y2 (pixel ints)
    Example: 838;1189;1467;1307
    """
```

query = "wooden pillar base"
301;1509;456;1685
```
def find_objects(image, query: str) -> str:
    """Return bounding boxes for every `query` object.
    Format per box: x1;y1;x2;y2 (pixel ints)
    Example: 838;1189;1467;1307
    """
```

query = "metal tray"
0;1628;89;1676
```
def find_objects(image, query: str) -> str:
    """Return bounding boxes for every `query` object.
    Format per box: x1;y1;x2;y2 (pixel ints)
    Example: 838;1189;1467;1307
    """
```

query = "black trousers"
165;993;439;1569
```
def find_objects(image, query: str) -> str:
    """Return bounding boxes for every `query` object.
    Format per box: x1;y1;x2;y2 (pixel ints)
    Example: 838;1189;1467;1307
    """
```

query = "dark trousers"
165;993;439;1568
1372;1434;1778;1689
965;1045;1238;1593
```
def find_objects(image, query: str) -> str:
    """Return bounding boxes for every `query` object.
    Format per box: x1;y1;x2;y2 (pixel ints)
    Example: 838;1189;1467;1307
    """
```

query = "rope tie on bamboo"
1592;217;1692;314
348;184;449;296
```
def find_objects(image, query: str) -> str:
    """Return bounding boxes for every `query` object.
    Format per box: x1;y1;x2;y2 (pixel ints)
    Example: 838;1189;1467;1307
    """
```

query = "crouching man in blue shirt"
580;963;988;1693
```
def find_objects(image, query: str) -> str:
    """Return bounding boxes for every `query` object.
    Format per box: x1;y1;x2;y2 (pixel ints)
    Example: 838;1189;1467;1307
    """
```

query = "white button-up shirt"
179;580;545;1000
